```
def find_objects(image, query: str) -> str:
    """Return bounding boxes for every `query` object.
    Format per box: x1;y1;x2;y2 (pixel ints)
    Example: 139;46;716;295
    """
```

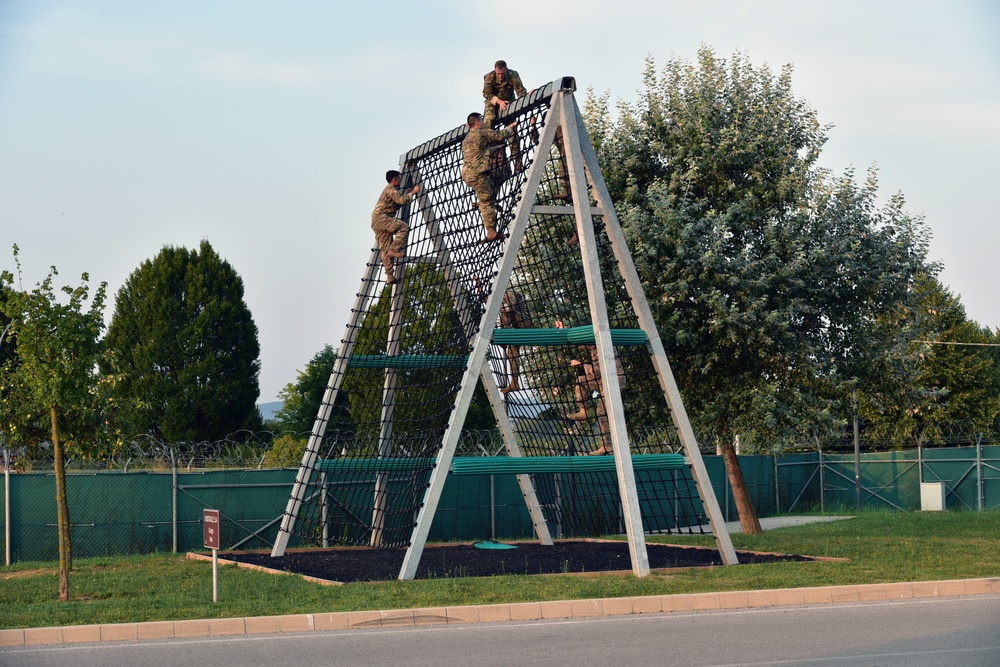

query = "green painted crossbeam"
343;328;647;370
347;355;469;369
314;453;685;475
492;325;647;346
450;454;683;475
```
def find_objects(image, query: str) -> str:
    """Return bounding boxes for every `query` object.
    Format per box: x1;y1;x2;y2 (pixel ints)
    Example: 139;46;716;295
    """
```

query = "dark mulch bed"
225;541;813;583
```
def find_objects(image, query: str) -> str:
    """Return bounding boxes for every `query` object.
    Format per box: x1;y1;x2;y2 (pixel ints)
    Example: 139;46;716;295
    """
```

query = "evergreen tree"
104;240;261;441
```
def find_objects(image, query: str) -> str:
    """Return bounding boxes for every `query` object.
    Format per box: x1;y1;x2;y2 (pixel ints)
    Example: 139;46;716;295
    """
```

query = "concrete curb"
2;577;999;647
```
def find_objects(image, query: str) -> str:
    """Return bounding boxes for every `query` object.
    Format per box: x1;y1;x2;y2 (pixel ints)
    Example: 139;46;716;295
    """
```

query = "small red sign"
203;509;221;550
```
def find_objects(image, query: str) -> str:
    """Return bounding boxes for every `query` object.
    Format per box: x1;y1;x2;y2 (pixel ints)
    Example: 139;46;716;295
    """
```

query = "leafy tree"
274;344;352;435
584;48;934;530
0;246;115;600
103;240;261;442
861;275;1000;443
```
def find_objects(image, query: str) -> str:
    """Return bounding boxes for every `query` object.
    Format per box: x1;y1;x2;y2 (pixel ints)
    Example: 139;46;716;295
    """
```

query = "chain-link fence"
776;428;1000;513
0;430;519;565
4;428;1000;565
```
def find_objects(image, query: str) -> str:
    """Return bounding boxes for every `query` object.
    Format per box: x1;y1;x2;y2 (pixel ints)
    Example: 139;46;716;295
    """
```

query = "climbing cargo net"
276;80;710;555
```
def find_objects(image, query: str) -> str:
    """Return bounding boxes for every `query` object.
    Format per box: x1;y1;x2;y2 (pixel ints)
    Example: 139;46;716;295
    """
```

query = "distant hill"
258;401;284;420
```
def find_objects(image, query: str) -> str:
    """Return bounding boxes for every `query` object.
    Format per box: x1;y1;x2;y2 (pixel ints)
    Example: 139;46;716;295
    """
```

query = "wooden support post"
560;91;650;577
399;98;563;580
410;167;553;546
272;250;382;557
567;96;739;566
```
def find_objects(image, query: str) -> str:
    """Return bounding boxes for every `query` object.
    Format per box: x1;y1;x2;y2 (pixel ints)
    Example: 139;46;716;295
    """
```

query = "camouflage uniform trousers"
463;171;499;233
484;105;522;172
571;350;626;454
371;214;408;272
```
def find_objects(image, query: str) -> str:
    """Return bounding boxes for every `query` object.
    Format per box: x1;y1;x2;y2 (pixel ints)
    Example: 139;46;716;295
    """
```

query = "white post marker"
203;509;220;602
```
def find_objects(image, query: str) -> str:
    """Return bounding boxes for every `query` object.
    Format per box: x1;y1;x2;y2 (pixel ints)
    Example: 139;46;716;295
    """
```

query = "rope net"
280;81;708;552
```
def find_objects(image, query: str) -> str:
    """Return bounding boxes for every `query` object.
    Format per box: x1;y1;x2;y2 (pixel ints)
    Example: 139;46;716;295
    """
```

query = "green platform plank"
347;355;469;369
491;326;647;347
316;454;684;475
450;454;684;475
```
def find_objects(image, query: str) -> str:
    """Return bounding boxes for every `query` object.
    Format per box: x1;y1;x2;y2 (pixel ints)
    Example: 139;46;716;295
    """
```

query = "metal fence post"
977;433;984;511
773;454;780;514
917;436;923;485
817;438;825;514
3;448;10;566
490;474;496;541
853;390;861;510
171;448;178;554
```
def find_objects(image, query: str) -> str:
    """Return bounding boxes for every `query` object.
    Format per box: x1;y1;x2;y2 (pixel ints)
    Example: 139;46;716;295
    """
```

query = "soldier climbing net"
271;77;736;578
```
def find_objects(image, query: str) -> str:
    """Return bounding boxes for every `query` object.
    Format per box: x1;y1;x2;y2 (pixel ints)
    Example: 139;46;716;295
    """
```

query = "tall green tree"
0;246;115;600
861;275;1000;443
103;240;261;442
274;344;350;435
585;48;934;530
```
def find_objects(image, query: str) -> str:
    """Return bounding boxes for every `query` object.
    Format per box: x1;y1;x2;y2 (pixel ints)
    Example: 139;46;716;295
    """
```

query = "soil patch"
224;541;814;583
2;568;52;580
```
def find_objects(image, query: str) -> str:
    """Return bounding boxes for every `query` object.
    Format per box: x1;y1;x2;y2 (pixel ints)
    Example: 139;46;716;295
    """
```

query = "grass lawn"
1;510;998;629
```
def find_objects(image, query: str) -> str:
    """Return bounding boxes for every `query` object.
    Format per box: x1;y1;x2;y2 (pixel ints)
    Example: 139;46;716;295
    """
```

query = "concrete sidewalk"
2;576;998;647
723;515;854;533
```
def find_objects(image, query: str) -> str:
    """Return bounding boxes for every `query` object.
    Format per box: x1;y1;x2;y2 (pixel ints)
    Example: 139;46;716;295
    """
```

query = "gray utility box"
920;481;947;511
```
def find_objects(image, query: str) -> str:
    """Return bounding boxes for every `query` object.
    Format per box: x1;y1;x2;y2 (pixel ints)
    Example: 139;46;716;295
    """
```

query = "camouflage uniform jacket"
371;184;414;223
483;69;527;104
462;126;514;181
500;289;533;329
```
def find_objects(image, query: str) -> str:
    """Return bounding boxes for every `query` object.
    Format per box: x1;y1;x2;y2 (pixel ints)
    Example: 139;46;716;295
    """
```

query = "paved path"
2;576;997;649
3;594;998;666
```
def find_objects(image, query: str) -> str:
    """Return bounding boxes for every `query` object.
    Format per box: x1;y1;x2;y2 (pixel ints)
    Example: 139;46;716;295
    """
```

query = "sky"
1;1;998;403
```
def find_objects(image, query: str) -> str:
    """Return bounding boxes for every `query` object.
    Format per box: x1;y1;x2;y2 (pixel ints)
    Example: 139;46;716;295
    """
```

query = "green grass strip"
3;512;998;629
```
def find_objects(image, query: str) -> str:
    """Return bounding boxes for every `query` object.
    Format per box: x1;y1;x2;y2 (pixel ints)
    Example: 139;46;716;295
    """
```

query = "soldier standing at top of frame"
463;112;517;242
371;170;419;285
483;60;527;172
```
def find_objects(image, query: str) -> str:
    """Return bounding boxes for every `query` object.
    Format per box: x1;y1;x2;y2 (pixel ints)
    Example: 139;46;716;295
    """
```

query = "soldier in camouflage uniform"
555;320;626;455
483;60;527;172
498;288;532;394
462;112;517;242
371;170;419;285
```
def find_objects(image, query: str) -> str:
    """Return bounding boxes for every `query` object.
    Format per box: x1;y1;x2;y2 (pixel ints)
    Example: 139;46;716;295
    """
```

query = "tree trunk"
721;436;762;534
50;406;71;601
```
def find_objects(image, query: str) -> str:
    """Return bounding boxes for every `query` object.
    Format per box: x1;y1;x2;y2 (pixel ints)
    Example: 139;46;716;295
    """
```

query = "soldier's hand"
497;99;509;111
412;185;421;195
507;121;517;132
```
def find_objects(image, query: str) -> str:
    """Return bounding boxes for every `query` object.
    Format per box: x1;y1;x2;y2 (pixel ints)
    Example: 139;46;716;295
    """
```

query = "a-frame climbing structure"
271;77;738;579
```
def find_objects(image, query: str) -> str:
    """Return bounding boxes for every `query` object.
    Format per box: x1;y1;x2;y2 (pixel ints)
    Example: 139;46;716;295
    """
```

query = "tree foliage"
584;47;935;450
861;275;1000;443
0;246;115;600
274;344;352;435
103;240;261;442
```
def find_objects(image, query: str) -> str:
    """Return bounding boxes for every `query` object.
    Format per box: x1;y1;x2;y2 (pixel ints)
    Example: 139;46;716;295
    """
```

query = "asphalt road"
3;595;999;667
